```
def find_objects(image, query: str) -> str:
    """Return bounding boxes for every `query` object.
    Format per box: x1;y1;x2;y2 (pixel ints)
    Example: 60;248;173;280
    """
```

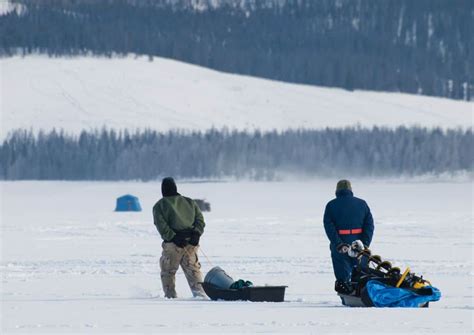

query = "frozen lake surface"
1;180;472;333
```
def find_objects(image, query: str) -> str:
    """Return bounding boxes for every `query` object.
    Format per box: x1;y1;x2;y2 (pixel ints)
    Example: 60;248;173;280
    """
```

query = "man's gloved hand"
347;240;363;257
189;231;201;246
352;239;365;251
337;243;350;254
348;240;366;257
171;235;188;248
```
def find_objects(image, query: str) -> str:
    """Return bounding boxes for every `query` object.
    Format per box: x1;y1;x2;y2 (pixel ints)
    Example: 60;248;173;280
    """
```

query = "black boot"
335;280;354;294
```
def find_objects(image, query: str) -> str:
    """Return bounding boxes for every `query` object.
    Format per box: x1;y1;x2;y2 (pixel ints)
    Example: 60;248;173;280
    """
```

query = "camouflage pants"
160;242;206;298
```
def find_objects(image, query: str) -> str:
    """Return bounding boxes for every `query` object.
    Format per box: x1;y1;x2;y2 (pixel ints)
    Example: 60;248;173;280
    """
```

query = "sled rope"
182;246;214;267
199;247;214;267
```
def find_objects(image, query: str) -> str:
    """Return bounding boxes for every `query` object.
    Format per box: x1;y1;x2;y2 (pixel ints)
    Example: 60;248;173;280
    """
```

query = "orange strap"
338;228;363;235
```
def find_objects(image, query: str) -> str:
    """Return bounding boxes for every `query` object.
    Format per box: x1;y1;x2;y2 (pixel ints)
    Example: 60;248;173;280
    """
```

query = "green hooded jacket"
152;195;205;241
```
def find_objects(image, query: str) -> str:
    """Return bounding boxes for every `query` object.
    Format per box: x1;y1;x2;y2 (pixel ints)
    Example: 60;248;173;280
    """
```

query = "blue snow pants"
330;244;358;282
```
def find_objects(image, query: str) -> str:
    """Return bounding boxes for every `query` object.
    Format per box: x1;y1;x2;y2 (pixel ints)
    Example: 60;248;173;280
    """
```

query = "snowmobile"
338;241;441;307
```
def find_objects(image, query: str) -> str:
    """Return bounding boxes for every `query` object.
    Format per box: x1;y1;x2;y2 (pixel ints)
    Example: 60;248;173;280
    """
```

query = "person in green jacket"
153;177;206;298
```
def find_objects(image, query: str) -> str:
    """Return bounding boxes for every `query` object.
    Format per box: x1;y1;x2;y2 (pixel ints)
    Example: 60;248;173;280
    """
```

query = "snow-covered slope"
1;55;471;138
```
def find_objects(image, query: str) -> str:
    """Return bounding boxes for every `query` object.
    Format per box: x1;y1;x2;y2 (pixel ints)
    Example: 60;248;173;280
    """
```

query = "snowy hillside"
1;55;472;139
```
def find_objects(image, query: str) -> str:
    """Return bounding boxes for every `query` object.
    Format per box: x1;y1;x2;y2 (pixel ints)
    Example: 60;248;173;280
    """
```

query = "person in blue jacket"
323;180;374;294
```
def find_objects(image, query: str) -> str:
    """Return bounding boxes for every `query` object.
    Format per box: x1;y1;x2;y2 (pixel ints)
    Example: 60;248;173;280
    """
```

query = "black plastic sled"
338;292;429;308
202;266;287;302
337;284;376;307
202;282;287;302
338;293;368;307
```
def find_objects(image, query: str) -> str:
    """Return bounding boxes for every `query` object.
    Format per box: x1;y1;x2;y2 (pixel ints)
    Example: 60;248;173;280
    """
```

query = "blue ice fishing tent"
115;194;142;212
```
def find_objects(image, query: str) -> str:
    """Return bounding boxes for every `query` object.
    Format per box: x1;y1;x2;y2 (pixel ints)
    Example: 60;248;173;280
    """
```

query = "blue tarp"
366;280;441;307
115;194;142;212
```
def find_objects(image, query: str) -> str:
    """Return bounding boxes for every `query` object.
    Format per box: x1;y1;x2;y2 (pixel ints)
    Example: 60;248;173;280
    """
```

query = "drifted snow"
1;55;472;139
1;180;472;333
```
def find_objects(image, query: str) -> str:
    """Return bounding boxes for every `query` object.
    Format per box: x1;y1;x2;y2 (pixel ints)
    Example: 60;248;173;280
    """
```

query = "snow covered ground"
1;180;472;333
1;55;472;139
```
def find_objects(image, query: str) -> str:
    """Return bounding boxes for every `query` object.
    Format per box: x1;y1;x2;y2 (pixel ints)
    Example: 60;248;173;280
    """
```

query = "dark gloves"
189;231;201;246
170;230;200;247
337;243;350;254
171;234;188;248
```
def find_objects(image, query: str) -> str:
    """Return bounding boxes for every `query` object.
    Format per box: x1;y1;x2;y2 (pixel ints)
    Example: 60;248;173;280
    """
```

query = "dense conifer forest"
1;0;472;100
1;127;471;180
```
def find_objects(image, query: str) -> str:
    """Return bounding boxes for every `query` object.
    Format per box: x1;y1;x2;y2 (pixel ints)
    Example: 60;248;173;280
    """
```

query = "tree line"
1;127;471;180
1;0;472;100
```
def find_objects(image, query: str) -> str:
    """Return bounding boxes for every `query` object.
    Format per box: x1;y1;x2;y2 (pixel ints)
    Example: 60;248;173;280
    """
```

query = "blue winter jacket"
323;189;374;247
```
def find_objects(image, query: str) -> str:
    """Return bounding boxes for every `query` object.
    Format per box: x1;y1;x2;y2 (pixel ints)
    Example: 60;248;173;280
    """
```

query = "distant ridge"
2;55;471;139
1;0;471;100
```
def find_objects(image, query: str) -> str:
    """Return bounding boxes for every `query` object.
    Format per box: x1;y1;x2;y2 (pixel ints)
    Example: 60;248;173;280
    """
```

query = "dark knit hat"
161;177;178;197
336;179;352;192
